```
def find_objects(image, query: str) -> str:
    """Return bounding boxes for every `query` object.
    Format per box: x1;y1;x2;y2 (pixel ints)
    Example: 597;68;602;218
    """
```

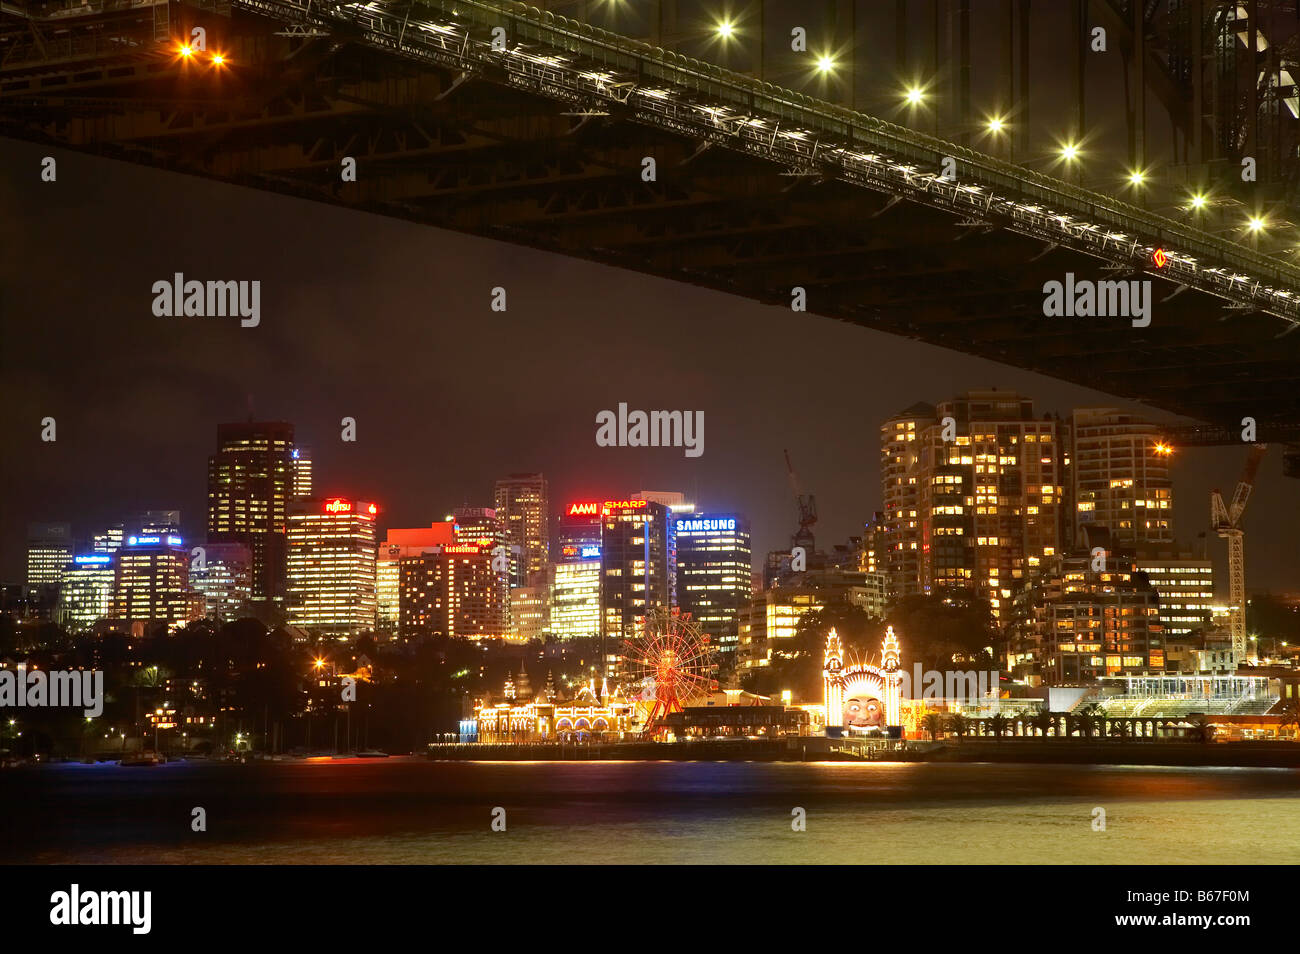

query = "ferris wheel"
623;609;717;734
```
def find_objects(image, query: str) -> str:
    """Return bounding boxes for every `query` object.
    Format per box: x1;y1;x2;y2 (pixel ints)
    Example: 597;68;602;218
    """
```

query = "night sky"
1;137;1296;592
1;0;1296;593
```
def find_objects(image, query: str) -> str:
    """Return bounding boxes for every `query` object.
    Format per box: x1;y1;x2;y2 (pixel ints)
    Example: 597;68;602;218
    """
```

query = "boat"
120;751;163;767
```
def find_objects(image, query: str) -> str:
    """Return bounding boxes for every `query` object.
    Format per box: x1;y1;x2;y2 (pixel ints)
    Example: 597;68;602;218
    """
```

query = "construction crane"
1210;443;1268;663
784;449;817;552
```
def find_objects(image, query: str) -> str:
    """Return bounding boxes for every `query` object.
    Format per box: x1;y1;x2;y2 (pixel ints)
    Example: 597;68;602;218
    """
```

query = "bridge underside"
3;5;1299;433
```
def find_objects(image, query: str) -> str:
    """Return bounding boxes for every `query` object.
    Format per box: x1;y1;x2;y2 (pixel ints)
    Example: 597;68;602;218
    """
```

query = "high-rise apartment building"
1071;408;1174;546
207;421;297;601
674;513;752;655
494;474;549;587
26;522;73;586
286;497;378;636
881;391;1069;623
399;543;506;638
376;522;456;634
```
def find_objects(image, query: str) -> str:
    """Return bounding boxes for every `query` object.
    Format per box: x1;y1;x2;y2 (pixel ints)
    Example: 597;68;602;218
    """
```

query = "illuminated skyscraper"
1071;408;1174;546
601;499;674;675
550;501;603;641
92;524;124;554
111;532;199;634
190;542;254;620
26;522;73;586
286;497;378;636
292;446;312;498
207;421;297;601
59;553;116;632
494;474;549;587
881;391;1069;623
399;543;505;638
376;521;456;634
674;513;752;654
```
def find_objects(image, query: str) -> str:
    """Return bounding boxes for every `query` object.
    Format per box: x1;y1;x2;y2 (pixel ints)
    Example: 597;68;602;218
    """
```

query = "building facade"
286;497;378;636
674;513;752;655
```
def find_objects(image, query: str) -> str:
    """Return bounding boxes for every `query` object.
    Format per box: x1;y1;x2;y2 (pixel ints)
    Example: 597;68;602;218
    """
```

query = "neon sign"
602;499;647;513
581;546;601;558
128;536;159;546
568;501;600;517
676;516;737;534
443;544;482;554
75;555;111;565
324;499;352;514
1152;248;1168;268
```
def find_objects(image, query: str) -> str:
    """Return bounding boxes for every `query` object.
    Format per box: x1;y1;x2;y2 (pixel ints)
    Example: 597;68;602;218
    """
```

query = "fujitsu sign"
324;498;353;514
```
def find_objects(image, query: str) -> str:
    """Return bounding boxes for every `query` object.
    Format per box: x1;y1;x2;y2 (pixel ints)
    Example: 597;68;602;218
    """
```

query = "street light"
715;20;734;39
904;85;925;106
816;54;836;75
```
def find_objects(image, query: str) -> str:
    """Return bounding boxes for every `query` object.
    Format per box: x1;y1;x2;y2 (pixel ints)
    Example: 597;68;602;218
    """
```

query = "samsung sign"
675;516;738;534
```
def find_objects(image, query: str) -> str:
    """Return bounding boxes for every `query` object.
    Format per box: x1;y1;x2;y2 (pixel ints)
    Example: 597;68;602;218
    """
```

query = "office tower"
376;521;456;634
737;587;824;671
629;490;693;513
92;524;124;554
133;510;181;535
453;506;511;627
26;522;73;586
292;446;312;498
509;584;549;642
286;497;378;636
59;553;116;632
550;501;603;641
674;512;752;655
111;531;199;634
494;474;549;587
1071;407;1174;546
1133;546;1215;639
1007;551;1164;685
880;390;1069;624
206;421;297;601
601;499;674;675
190;542;254;620
879;403;932;602
398;543;505;638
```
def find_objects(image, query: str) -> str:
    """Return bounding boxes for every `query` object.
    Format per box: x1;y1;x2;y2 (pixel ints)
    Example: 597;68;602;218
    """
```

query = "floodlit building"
494;473;549;587
736;587;824;671
1133;547;1215;638
111;532;199;634
550;501;603;642
286;497;378;636
26;522;73;586
674;512;752;655
59;553;116;632
398;543;505;638
376;521;456;634
190;542;254;620
1071;407;1174;546
207;421;298;600
600;499;674;672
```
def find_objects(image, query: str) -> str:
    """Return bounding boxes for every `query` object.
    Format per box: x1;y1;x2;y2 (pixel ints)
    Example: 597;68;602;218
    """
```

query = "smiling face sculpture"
844;695;886;728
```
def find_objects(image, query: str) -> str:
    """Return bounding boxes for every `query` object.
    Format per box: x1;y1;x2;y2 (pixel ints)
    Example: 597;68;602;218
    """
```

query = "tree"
1031;710;1055;738
988;712;1010;740
1186;714;1215;744
947;712;970;740
921;712;945;741
1079;702;1104;740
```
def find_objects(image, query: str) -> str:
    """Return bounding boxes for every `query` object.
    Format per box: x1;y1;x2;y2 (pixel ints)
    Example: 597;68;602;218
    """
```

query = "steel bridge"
3;0;1299;453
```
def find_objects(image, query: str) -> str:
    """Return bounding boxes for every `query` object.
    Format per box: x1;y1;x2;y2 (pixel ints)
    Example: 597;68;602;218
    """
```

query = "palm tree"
1186;714;1215;744
988;712;1010;740
1032;710;1055;738
1278;698;1299;739
947;712;970;740
1017;709;1037;737
922;712;945;741
1079;702;1104;740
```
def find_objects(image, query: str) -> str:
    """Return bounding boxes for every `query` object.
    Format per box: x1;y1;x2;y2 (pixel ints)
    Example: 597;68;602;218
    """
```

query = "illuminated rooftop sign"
568;501;600;517
602;499;647;513
581;546;601;558
443;544;482;554
324;499;352;514
126;534;182;547
676;516;738;534
74;555;111;565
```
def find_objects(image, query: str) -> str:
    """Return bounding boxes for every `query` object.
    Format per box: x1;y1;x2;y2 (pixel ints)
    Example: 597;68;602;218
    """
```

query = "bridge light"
1247;215;1266;233
179;44;193;58
985;116;1005;134
904;86;925;105
211;53;226;66
816;54;836;75
1127;168;1146;187
1188;192;1207;211
1059;142;1080;162
1152;248;1168;268
715;20;734;40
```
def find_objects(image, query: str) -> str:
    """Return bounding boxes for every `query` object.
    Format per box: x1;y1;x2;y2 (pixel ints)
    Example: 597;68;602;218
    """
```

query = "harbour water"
2;758;1296;864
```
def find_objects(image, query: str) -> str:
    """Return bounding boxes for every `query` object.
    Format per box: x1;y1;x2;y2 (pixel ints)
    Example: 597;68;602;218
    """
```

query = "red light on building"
324;498;353;514
568;501;600;517
367;503;378;515
1152;248;1168;268
443;544;482;554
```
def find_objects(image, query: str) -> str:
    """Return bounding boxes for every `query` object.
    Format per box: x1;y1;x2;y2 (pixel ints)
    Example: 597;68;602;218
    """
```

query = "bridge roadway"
3;0;1299;433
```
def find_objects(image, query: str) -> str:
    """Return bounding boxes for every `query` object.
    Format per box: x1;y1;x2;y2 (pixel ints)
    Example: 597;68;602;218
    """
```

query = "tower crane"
784;449;818;552
1210;443;1268;663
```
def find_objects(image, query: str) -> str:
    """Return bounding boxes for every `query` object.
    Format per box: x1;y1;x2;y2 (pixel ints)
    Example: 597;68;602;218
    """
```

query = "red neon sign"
324;498;352;514
443;544;482;554
568;501;600;516
1152;248;1168;268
